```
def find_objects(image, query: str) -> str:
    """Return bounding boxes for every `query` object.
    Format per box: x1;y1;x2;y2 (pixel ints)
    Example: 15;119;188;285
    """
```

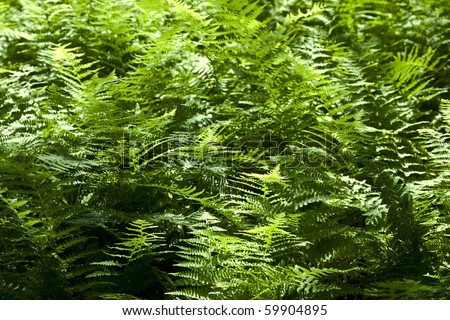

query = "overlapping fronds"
1;0;449;300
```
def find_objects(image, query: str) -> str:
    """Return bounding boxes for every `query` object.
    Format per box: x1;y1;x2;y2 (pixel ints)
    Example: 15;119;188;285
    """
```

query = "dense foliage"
1;0;449;299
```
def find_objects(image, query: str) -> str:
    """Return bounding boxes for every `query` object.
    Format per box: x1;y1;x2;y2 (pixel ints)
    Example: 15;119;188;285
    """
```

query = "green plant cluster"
1;0;450;299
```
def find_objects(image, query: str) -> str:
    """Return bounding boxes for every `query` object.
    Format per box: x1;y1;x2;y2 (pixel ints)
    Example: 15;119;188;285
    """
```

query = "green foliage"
1;0;449;300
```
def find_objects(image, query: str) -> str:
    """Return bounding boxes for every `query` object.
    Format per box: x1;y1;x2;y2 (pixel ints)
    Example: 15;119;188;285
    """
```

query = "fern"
1;0;450;300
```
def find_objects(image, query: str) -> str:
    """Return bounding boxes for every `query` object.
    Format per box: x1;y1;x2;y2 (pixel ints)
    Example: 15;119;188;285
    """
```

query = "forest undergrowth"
1;0;450;299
